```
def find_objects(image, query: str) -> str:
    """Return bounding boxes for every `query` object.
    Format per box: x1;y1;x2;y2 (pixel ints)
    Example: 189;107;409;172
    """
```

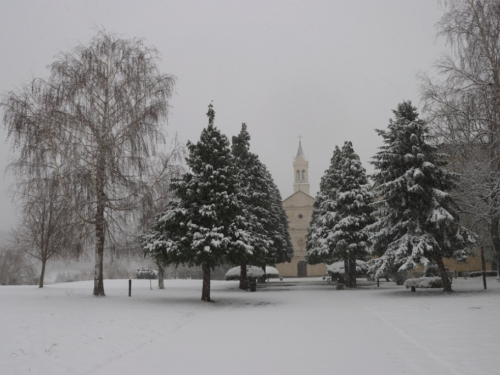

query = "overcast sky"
0;0;446;233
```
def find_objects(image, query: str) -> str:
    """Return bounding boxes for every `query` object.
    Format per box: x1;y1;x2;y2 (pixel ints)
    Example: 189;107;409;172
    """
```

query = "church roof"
282;189;315;204
295;141;307;161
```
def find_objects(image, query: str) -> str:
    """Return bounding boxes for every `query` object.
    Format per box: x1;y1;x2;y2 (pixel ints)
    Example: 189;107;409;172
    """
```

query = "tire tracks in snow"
342;290;466;375
84;309;200;375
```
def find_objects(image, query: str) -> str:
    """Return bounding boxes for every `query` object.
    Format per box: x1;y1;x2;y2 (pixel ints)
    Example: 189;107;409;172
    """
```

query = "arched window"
301;170;305;182
296;170;300;182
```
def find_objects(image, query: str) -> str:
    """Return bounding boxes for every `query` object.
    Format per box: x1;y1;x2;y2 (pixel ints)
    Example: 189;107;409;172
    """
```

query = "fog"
0;0;445;232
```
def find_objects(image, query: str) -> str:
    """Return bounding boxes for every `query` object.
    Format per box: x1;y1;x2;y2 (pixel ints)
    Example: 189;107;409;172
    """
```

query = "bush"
468;271;498;278
136;267;157;279
388;270;412;285
0;247;37;285
405;277;445;289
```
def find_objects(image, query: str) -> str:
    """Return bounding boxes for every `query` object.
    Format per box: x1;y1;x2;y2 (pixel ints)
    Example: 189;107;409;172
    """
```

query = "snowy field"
2;277;499;375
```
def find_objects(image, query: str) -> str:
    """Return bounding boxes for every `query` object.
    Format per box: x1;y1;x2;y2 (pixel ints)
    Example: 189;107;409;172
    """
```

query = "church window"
301;170;305;181
296;170;300;182
298;214;303;219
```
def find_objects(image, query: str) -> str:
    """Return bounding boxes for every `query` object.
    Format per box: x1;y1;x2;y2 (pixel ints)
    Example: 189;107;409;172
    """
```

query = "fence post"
129;279;132;297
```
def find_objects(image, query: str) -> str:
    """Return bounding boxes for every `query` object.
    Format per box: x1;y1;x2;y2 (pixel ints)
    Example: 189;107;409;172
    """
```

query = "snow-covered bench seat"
404;277;447;289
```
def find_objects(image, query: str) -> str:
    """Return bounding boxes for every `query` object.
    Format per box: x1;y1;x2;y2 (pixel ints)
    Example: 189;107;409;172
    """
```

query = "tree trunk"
435;256;452;292
343;259;350;287
491;215;500;280
93;151;106;297
239;262;248;290
39;258;46;288
481;246;487;290
201;259;211;302
157;261;165;289
93;221;105;296
349;254;357;288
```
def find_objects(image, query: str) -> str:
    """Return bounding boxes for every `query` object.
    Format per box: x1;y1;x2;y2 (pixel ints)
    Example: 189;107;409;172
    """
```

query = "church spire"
293;137;310;195
295;135;307;161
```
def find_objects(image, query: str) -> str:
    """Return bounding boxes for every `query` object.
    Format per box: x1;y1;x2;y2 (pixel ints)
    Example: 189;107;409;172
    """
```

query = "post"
411;286;416;292
150;278;152;290
128;279;132;297
377;278;380;287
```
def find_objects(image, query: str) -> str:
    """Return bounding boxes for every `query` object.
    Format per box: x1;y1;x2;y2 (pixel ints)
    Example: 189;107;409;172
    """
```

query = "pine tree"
369;101;475;292
263;170;294;267
231;124;270;290
307;146;343;265
142;104;255;301
231;124;293;289
306;142;373;287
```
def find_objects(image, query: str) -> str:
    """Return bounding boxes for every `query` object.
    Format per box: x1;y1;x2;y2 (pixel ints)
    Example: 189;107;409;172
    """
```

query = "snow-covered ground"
2;277;499;375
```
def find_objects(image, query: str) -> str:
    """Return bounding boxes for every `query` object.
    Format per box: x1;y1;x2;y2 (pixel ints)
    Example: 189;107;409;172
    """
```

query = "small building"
276;141;326;277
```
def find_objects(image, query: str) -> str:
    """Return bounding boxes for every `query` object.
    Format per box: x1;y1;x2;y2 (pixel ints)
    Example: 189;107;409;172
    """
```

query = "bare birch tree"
12;172;85;288
420;0;500;273
2;31;176;296
135;139;185;289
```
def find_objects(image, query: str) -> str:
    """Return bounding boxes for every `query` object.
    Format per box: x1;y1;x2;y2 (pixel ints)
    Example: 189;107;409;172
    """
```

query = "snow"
327;260;368;274
265;266;279;277
2;277;500;374
225;265;267;280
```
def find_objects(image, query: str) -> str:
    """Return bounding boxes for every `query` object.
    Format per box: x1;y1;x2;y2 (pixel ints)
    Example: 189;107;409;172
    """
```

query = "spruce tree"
142;104;254;301
263;169;294;267
231;124;293;288
307;147;343;265
306;142;373;287
370;101;475;292
231;124;270;290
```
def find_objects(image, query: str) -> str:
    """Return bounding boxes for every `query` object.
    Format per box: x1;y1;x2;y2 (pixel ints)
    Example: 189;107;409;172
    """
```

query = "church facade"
276;142;327;277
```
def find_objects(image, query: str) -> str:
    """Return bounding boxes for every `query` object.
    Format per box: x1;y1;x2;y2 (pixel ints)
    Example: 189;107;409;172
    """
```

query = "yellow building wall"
442;248;493;273
275;190;327;277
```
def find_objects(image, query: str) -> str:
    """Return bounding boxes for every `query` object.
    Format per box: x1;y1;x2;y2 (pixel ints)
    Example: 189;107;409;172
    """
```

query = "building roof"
295;141;307;161
283;189;315;204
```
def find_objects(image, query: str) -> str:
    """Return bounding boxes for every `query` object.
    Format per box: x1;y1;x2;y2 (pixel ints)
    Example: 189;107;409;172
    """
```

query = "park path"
88;281;462;375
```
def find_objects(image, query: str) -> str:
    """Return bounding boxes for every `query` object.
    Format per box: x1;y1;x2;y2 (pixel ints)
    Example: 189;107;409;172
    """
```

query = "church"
275;141;327;277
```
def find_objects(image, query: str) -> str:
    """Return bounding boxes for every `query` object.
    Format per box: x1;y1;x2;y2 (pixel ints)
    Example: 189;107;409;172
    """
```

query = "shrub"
404;277;445;289
389;270;412;285
468;271;498;278
0;247;37;285
136;267;157;279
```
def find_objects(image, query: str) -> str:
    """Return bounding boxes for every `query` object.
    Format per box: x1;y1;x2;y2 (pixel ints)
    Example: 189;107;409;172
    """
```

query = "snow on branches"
369;101;475;292
306;141;373;287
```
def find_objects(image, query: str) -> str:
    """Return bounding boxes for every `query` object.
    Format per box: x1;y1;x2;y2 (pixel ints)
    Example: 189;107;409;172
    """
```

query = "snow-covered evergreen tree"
263;169;294;267
231;124;271;290
231;124;293;289
142;104;255;301
306;141;373;287
307;146;343;265
369;101;475;292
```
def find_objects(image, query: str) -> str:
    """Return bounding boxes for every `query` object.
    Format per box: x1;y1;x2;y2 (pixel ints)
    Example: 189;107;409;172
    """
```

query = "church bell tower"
293;138;310;195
